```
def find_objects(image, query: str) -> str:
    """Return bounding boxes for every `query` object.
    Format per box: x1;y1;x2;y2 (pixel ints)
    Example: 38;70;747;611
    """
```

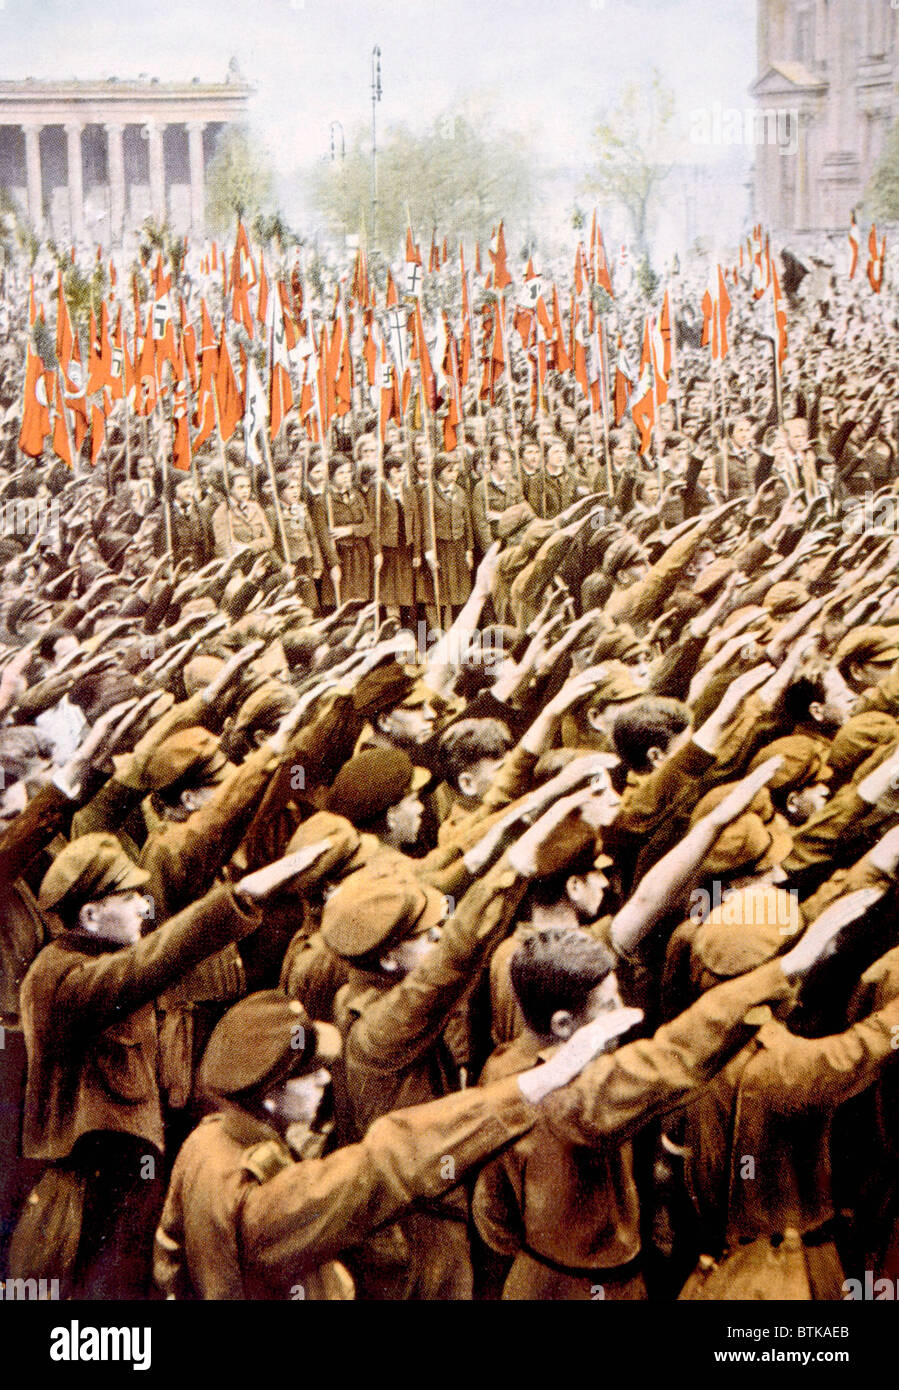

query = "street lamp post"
371;45;382;246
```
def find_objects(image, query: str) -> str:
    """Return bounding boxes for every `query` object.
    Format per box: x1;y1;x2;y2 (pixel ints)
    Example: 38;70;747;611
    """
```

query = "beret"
39;832;150;912
326;748;428;825
321;860;447;959
198;991;342;1098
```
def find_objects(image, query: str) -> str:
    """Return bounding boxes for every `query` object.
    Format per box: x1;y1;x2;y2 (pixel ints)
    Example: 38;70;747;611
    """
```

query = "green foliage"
867;120;899;221
251;210;295;255
584;69;675;267
0;187;39;265
206;126;275;235
592;286;615;317
571;205;585;232
635;256;659;300
308;112;534;253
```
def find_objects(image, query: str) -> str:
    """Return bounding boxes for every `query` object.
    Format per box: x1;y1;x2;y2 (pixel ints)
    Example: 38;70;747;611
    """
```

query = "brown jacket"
681;990;899;1250
473;960;795;1296
19;882;261;1163
154;1079;539;1299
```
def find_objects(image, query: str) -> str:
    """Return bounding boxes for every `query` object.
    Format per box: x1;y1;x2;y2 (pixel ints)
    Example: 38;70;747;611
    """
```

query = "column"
187;120;206;236
105;122;125;243
23;124;43;233
65;121;84;243
146;121;166;223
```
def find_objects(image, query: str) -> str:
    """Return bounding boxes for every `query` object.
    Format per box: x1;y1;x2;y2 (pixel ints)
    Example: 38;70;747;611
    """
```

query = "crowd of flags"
17;205;889;471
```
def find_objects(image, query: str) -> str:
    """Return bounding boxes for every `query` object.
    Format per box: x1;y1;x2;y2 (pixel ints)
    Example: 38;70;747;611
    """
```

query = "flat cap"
833;626;899;674
321;860;447;959
588;625;648;665
763;581;809;616
691;783;793;877
232;681;296;734
198;991;342;1098
39;832;150;912
285;811;362;882
183;655;225;696
747;736;832;791
692;885;802;978
585;661;645;709
326;748;429;825
140;727;230;792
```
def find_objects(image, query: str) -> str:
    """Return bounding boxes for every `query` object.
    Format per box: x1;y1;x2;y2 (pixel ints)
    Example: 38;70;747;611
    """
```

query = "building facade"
0;73;252;245
753;0;898;232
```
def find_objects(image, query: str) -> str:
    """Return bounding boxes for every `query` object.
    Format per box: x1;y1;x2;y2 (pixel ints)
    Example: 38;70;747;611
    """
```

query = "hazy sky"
1;0;757;184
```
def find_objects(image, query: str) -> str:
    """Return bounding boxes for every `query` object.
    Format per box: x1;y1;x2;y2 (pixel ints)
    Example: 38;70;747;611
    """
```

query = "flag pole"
373;419;384;633
211;382;236;554
668;272;683;432
418;362;442;618
497;292;522;485
159;366;176;579
266;307;293;568
595;312;612;495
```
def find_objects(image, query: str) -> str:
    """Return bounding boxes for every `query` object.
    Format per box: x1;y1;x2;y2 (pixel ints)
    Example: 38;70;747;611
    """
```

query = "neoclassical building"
0;72;252;245
753;0;898;232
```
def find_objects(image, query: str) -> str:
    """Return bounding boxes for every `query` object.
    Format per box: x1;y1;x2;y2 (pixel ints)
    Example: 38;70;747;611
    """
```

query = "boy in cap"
153;987;642;1300
323;783;622;1299
472;866;863;1300
9;832;331;1299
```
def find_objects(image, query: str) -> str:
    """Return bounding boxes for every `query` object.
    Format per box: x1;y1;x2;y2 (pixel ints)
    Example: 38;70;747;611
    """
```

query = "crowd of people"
2;222;899;1303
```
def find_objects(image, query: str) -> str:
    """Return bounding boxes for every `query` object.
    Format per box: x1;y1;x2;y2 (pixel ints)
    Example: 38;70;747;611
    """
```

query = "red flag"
230;221;256;336
868;224;886;293
629;321;655;456
193;300;219;448
19;334;52;458
405;227;424;298
701;265;731;360
171;342;192;472
256;250;269;328
410;298;437;412
55;275;88;446
594;223;614;296
552;285;570;374
268;284;295;441
489;222;512;291
215;327;242;441
51;373;74;467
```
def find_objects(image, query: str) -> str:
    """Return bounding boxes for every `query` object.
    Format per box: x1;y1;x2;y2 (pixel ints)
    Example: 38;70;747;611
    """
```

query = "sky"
0;0;758;246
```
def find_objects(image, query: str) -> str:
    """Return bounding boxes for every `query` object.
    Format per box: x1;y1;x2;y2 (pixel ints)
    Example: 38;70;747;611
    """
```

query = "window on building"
796;6;814;66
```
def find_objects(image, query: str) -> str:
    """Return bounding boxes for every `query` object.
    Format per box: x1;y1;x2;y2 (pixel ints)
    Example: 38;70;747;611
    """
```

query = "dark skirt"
321;538;371;605
378;544;415;607
415;538;472;606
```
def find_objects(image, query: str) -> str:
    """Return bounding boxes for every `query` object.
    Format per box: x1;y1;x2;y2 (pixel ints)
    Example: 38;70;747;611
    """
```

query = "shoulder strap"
241;1138;293;1185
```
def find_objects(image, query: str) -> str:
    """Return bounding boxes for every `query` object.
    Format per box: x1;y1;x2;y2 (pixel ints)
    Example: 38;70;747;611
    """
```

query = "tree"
307;112;534;254
584;70;675;268
206;125;275;234
867;120;899;221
